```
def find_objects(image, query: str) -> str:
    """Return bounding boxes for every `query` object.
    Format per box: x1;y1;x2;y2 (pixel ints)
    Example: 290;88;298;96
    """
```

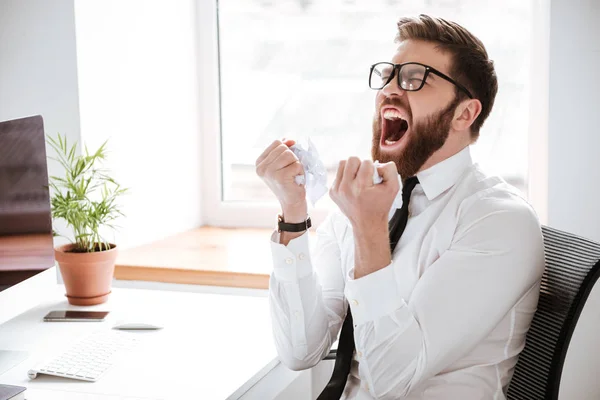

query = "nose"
381;71;405;98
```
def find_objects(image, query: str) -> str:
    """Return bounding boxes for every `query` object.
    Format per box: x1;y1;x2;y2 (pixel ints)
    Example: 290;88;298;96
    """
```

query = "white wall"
547;0;600;242
0;0;81;180
0;0;203;249
72;0;203;248
548;1;600;399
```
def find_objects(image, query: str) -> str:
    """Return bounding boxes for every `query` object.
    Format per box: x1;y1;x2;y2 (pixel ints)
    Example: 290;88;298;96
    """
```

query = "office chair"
323;226;600;399
506;226;600;399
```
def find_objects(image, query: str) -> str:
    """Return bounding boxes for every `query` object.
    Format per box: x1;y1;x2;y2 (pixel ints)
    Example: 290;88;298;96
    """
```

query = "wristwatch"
278;214;312;233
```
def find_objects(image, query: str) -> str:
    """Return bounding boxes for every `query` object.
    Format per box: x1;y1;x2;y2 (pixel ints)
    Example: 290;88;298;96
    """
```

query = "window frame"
198;0;331;228
198;0;549;228
526;0;550;225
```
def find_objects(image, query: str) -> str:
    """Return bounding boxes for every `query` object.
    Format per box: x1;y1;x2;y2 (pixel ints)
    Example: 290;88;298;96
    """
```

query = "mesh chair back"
507;226;600;399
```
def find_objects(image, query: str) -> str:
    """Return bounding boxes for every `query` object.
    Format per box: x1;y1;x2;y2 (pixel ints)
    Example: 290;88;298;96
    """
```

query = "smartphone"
43;310;109;322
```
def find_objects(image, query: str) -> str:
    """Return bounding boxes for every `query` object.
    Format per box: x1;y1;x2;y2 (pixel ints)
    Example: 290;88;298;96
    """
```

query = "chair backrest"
507;226;600;400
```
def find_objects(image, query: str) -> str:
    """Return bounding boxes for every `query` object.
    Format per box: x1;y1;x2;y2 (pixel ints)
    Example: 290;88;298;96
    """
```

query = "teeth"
385;139;397;145
383;109;405;120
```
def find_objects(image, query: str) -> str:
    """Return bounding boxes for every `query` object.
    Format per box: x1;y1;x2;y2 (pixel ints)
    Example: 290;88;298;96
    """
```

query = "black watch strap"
278;215;312;232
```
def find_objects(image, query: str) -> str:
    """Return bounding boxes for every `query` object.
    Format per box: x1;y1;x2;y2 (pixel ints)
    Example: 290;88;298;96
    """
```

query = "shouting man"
256;14;544;400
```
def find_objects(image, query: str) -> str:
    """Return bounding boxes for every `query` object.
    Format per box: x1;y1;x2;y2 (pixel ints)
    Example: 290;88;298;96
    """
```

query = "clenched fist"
329;157;399;229
255;139;307;222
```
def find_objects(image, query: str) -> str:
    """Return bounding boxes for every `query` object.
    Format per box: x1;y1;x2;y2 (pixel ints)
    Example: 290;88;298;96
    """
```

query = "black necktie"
317;176;420;400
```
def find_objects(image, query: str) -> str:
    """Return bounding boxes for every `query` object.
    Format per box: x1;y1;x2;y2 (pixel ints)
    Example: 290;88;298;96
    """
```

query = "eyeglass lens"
370;63;427;91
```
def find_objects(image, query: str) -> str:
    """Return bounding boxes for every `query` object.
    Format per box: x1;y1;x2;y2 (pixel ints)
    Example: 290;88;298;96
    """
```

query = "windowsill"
115;227;314;290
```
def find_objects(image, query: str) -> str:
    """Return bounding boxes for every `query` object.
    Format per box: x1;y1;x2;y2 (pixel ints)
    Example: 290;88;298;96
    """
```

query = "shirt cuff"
344;263;406;326
270;230;313;282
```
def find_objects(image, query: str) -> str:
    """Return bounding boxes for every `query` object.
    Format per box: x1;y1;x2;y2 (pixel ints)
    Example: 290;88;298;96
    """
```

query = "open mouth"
381;108;409;148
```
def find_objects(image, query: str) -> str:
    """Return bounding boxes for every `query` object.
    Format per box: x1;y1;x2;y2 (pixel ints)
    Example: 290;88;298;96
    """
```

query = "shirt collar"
415;145;473;201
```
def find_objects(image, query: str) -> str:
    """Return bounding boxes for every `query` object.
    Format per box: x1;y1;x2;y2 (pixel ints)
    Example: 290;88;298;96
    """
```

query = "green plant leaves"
47;133;128;253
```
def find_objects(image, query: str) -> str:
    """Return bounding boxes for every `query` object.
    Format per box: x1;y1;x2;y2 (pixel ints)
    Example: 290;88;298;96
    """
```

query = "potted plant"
47;134;127;305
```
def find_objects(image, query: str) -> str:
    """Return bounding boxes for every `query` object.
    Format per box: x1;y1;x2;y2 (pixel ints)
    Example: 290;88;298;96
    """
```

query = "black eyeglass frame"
369;62;474;99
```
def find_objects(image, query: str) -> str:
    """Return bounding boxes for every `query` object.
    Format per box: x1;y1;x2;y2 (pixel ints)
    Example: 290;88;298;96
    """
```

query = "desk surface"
0;284;277;399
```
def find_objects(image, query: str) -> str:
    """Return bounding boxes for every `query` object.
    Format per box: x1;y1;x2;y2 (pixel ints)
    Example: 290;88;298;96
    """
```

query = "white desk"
0;269;280;400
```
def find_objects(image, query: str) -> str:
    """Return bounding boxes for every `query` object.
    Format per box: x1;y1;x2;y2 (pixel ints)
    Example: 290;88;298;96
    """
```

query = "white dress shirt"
268;146;545;400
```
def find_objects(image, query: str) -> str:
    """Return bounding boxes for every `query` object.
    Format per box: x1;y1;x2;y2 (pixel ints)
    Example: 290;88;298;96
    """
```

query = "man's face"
371;39;461;180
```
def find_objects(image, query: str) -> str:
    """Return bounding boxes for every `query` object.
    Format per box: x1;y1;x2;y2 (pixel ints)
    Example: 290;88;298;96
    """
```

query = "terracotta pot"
54;243;117;306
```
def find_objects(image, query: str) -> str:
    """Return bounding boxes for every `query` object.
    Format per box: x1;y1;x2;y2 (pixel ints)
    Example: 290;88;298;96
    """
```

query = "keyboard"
27;330;141;382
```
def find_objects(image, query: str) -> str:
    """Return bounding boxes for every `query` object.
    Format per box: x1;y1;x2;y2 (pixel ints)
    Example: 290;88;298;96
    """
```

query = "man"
255;14;544;400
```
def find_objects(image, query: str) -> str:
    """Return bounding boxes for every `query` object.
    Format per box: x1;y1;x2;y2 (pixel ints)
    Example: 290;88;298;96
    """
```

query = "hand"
329;157;399;229
255;139;307;220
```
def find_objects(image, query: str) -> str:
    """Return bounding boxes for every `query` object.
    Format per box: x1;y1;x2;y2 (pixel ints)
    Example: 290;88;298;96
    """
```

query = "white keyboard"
28;330;140;382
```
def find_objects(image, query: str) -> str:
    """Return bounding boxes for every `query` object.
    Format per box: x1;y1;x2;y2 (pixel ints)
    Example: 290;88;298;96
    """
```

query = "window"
202;0;534;226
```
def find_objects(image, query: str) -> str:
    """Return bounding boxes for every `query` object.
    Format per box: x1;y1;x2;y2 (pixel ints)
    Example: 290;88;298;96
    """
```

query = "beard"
371;96;461;180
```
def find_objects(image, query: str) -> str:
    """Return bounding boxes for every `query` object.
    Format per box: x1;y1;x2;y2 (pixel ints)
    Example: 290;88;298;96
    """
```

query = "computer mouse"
112;321;163;330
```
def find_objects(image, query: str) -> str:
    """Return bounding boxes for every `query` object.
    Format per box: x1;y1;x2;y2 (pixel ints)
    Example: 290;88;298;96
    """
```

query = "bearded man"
256;14;544;400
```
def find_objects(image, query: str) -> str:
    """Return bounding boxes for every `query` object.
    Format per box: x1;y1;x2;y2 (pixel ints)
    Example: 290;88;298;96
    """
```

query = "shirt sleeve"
344;196;546;399
268;212;348;371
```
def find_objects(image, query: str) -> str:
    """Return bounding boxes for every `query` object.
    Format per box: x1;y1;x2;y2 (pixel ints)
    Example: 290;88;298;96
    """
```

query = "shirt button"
294;311;300;319
365;383;369;391
298;253;305;260
357;351;363;358
285;257;293;264
351;299;359;306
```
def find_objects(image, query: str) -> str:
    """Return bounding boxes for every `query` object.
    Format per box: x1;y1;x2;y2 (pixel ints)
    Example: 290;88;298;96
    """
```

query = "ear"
452;99;482;132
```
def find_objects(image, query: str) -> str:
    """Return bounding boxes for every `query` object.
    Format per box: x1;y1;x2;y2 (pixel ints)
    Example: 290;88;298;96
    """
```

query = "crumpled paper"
290;138;383;206
372;160;384;184
290;138;328;206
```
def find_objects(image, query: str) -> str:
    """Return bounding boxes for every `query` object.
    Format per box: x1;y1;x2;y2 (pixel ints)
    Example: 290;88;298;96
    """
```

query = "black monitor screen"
0;115;54;291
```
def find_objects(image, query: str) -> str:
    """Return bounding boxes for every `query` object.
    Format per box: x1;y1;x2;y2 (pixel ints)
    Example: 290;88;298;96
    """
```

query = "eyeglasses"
369;62;473;99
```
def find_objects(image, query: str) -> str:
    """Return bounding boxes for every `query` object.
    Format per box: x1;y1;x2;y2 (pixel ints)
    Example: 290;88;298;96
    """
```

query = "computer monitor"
0;115;54;292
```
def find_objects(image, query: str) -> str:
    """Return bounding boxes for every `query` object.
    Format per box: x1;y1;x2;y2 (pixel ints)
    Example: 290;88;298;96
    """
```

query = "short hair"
396;14;498;140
